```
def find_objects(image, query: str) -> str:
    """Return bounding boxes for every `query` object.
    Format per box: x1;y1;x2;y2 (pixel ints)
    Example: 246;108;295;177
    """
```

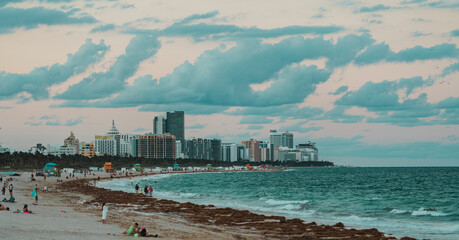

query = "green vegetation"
0;152;333;170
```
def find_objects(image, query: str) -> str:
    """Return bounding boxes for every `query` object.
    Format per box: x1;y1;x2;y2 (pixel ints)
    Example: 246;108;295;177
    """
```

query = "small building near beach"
44;163;58;173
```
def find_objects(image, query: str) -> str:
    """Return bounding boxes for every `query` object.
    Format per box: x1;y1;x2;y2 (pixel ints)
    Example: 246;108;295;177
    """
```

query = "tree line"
0;152;334;170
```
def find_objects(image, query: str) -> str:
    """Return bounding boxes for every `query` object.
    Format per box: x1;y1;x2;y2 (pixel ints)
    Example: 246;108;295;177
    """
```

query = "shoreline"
1;170;417;239
64;170;415;240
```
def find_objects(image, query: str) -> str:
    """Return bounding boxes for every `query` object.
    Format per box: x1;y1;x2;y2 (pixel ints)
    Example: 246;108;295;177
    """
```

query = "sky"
0;0;458;166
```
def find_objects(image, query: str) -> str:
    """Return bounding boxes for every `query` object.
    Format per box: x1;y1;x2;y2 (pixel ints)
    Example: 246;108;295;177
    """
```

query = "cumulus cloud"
0;39;108;100
329;86;348;95
24;116;83;127
358;4;392;13
58;34;374;108
57;35;161;100
355;42;459;65
333;76;459;126
90;24;115;33
0;7;97;34
187;123;206;129
239;116;273;124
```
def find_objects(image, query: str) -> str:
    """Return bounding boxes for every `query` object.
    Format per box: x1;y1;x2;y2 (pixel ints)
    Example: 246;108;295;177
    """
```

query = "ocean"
98;167;459;240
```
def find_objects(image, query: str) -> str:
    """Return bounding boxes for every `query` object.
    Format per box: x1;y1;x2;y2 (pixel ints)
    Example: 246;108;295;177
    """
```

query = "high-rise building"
153;116;166;134
106;120;121;156
222;143;246;162
46;144;77;156
241;139;262;162
282;131;294;148
184;138;221;161
166;111;184;141
95;135;117;156
137;133;176;159
64;131;79;154
297;142;319;161
269;130;283;149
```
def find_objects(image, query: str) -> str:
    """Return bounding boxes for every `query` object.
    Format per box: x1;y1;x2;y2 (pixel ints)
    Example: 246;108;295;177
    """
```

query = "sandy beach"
0;171;416;240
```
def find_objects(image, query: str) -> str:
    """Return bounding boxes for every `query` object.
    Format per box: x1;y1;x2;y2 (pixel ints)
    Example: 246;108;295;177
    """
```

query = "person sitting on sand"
8;196;15;203
123;223;140;235
139;228;159;237
0;204;9;211
23;204;32;213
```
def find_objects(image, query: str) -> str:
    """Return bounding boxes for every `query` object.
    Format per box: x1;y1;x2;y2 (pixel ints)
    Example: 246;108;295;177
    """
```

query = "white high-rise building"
269;130;283;149
95;135;117;156
221;143;247;162
153;116;166;134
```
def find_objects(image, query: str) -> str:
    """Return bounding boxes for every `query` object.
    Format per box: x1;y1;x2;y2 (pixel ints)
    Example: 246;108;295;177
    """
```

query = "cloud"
45;118;83;126
0;7;97;34
90;24;115;33
24;121;43;127
57;35;161;100
332;76;459;126
320;106;365;123
64;36;337;108
132;127;148;132
239;116;273;124
314;136;459;159
329;86;348;95
179;11;219;24
24;117;83;127
336;76;430;109
187;123;206;129
437;97;459;109
401;0;427;4
156;11;343;41
279;121;323;133
40;115;57;120
411;31;431;37
0;39;108;100
355;42;459;65
247;125;264;130
358;4;392;13
441;62;459;77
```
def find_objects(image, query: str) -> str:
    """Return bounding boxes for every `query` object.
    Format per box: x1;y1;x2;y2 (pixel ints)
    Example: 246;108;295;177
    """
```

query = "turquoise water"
99;167;459;240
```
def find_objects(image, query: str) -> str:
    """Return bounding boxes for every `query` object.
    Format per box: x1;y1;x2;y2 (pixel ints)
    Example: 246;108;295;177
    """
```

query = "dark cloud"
90;24;115;33
329;86;348;95
358;5;392;13
0;39;108;100
0;7;97;34
239;116;273;124
57;35;161;100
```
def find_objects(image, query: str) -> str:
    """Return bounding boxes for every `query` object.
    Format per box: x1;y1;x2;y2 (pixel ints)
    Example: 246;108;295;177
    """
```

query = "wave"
390;209;410;214
411;208;450;217
265;199;310;205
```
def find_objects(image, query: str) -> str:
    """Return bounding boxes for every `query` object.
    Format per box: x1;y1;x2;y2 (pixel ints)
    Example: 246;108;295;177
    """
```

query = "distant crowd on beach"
0;173;41;213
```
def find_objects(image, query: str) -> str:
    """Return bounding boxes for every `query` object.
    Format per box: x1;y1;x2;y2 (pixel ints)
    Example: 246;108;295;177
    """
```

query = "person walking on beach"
101;203;108;224
149;186;153;196
32;185;38;205
144;186;148;195
1;183;6;195
8;182;13;197
135;184;139;193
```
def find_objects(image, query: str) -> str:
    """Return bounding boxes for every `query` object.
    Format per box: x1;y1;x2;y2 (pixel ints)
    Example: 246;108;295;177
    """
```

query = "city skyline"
0;0;459;166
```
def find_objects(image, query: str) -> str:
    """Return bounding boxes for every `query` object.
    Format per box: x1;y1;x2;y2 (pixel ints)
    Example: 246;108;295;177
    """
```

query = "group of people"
122;222;158;237
1;176;14;197
134;183;153;196
0;175;35;213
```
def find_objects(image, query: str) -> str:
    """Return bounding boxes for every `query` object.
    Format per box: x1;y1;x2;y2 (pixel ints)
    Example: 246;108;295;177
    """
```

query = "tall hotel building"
166;111;185;141
138;133;176;159
153;116;166;134
242;139;262;162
